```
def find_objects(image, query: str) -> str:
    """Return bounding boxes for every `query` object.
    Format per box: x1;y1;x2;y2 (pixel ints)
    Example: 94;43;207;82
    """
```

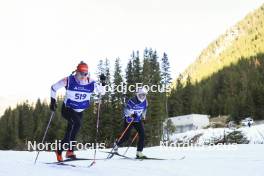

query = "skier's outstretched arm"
50;77;67;111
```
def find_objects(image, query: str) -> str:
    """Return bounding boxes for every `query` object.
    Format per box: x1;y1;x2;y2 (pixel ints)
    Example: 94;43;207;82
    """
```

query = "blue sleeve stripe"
127;100;132;109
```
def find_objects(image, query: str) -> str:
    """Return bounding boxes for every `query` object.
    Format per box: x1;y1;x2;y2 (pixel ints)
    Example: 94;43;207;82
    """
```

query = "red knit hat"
77;61;88;72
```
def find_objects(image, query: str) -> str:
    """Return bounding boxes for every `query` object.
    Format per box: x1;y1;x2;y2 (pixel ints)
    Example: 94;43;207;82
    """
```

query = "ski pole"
89;94;102;167
107;118;134;158
34;111;55;164
117;120;134;142
123;132;138;156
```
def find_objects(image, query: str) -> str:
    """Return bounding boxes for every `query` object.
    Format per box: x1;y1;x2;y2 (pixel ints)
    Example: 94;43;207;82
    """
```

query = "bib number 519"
75;93;87;100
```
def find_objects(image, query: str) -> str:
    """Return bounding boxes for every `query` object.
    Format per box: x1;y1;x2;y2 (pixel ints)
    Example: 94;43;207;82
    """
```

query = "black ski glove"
100;74;106;86
50;97;57;111
131;113;137;118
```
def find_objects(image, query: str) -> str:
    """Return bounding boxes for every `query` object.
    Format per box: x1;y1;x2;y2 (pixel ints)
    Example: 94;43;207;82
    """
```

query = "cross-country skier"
49;61;106;162
114;87;148;159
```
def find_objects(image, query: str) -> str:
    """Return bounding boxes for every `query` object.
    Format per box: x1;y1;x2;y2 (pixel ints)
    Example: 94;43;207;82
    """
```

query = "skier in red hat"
50;61;106;162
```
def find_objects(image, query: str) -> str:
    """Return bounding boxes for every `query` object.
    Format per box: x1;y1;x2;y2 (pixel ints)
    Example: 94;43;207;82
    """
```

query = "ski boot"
55;150;63;162
136;151;147;159
66;150;76;159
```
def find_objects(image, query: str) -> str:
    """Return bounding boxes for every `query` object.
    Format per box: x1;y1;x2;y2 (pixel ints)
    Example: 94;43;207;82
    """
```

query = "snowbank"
170;124;264;144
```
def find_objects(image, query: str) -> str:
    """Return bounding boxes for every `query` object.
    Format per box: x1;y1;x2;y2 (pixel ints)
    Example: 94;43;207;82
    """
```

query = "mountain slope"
182;4;264;82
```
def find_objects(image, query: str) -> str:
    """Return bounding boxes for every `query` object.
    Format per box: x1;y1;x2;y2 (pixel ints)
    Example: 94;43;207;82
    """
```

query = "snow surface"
0;145;263;176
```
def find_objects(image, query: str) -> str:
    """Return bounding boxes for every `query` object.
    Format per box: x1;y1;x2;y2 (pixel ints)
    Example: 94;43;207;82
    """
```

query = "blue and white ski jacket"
51;75;105;112
124;96;148;123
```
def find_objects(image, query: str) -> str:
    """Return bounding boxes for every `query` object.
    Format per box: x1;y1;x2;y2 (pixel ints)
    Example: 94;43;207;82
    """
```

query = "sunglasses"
79;72;88;76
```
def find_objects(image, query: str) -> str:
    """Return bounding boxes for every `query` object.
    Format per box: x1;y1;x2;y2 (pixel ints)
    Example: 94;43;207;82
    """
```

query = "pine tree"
161;52;172;121
168;74;184;116
0;108;20;149
142;49;164;145
181;75;193;114
132;50;142;84
142;48;152;85
18;102;34;142
126;59;134;98
161;53;172;86
111;58;124;145
33;99;49;142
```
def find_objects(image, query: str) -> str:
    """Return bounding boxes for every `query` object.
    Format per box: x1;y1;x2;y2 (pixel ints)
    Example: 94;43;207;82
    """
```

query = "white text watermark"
27;140;106;151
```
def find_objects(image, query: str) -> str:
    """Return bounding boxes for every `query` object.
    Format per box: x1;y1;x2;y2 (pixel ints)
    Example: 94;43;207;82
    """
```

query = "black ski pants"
58;103;83;154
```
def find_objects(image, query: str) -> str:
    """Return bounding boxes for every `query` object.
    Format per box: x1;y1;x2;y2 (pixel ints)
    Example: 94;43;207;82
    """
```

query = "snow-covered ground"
170;124;264;144
0;144;263;176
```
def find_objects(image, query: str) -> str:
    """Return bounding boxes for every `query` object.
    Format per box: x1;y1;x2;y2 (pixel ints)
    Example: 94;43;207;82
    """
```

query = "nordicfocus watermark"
104;82;170;94
160;140;238;151
27;140;105;151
